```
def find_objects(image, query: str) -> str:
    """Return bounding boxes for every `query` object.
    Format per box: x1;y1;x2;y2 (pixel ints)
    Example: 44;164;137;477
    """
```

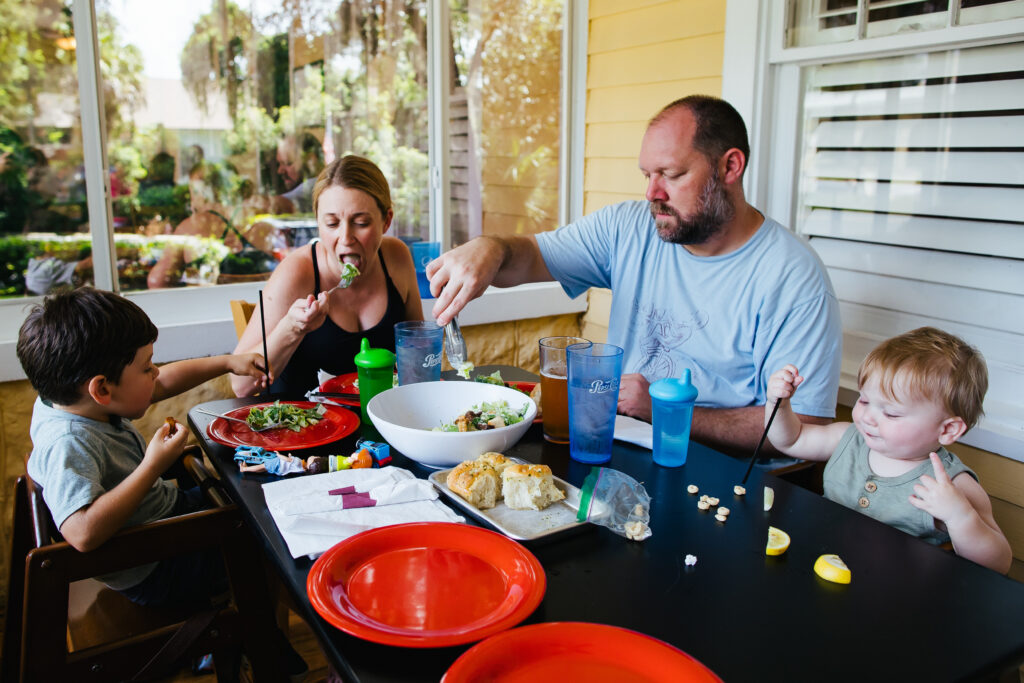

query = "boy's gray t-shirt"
27;398;180;589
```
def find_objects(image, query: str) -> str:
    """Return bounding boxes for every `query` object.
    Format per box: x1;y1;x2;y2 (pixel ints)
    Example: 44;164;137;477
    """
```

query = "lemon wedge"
763;486;775;511
766;526;790;555
814;554;851;584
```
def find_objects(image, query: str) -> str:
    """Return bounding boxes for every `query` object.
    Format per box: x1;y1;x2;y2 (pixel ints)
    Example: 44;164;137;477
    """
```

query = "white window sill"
0;281;586;382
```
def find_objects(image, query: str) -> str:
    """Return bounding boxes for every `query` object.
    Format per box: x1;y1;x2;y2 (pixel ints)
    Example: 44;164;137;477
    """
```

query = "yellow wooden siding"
589;1;726;53
587;79;722;123
585;158;648;195
590;0;664;18
588;35;724;89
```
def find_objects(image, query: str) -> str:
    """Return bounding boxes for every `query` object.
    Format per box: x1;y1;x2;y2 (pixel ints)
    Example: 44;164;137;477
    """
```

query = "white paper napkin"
613;414;653;450
262;466;464;559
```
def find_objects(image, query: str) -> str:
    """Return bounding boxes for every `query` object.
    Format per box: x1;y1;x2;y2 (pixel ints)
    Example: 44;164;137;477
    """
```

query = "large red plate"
205;401;358;450
307;522;545;648
443;622;722;682
319;373;360;407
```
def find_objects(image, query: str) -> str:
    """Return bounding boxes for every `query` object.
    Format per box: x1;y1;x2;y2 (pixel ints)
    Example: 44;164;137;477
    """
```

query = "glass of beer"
538;336;589;443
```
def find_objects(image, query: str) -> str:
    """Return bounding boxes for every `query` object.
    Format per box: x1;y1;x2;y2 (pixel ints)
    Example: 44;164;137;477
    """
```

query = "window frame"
722;0;1024;458
0;0;589;382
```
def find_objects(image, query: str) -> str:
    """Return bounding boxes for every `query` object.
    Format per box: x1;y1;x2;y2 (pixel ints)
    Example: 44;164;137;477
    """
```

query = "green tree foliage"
180;0;255;119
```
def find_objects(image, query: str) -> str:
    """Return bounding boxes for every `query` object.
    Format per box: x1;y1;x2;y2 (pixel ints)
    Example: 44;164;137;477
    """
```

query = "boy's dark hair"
17;287;158;405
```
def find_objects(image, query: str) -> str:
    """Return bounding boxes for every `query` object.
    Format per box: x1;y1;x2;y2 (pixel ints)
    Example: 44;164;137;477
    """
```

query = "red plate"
307;522;545;648
319;373;360;407
206;401;358;450
443;622;722;683
504;381;542;424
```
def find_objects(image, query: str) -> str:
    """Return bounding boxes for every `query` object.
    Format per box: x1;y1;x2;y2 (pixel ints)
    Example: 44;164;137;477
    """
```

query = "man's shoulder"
754;217;833;290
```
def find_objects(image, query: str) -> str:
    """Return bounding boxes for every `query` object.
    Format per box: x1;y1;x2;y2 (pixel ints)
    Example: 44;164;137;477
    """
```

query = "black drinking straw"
741;399;782;485
258;289;270;396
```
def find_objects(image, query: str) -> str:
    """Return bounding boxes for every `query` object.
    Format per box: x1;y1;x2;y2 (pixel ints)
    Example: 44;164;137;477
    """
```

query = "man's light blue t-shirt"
535;201;842;417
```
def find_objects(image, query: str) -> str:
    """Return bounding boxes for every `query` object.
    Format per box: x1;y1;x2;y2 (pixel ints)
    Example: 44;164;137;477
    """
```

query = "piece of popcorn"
684;554;697;567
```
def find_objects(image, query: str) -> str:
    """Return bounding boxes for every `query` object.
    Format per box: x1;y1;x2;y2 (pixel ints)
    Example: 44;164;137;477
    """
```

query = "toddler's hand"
144;421;187;474
909;452;975;526
767;364;803;404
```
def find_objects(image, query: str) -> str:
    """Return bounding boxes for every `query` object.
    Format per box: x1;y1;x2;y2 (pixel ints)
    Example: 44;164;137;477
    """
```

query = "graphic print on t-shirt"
633;302;709;379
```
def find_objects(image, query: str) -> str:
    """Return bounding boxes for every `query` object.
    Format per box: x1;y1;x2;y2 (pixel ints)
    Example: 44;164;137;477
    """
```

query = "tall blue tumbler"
649;369;698;467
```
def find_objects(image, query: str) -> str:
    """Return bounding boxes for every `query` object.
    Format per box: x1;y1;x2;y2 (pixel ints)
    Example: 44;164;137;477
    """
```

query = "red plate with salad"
206;401;358;450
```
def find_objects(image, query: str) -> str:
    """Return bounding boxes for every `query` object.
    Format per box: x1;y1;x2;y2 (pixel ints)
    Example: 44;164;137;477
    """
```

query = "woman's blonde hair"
858;327;988;429
312;155;392;219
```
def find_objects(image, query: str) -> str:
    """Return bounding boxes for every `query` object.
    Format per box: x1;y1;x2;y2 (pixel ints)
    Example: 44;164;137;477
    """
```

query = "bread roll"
476;452;512;478
529;383;542;418
446;461;501;509
501;463;565;511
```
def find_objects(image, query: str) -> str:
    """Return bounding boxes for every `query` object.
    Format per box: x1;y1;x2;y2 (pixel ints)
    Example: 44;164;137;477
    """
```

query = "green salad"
433;399;529;432
338;262;360;287
246;401;327;432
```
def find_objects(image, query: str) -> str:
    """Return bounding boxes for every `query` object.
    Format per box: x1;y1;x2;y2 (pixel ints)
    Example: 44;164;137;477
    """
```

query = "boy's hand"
909;452;975;526
228;352;271;386
767;364;803;404
143;421;188;474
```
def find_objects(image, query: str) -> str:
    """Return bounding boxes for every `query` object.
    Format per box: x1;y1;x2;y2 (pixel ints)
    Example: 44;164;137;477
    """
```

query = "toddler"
766;327;1011;573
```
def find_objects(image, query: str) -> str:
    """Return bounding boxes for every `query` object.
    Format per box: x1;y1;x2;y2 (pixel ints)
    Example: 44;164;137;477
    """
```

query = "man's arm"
690;405;832;458
428;235;553;326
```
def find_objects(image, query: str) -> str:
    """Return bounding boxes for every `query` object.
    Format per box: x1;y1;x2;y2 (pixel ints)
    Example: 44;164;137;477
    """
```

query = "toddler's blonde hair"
858;327;987;430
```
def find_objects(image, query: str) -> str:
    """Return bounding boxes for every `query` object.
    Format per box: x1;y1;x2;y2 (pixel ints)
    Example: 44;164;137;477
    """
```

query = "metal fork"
443;317;470;376
193;407;283;432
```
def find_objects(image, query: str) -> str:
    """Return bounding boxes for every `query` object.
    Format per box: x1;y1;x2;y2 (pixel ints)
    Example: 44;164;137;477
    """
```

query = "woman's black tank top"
270;242;405;395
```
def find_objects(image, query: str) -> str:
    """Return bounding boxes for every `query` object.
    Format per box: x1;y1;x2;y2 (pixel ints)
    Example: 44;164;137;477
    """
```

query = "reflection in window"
2;1;568;296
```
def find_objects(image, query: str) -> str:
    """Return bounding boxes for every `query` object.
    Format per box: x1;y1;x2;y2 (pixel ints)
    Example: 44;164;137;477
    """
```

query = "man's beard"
650;170;734;245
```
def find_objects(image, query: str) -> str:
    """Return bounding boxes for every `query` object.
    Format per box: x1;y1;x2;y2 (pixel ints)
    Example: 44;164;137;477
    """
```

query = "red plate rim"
319;373;360;407
443;622;723;682
307;522;546;648
205;401;358;450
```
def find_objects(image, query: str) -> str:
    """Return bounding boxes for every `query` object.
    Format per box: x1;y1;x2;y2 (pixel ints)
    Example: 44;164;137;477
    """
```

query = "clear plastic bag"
576;467;652;541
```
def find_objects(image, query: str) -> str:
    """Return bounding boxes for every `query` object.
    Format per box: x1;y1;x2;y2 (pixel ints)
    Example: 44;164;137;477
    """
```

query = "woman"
231;155;422;396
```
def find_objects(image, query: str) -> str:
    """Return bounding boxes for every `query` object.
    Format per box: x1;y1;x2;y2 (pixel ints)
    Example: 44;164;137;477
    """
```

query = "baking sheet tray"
429;461;584;541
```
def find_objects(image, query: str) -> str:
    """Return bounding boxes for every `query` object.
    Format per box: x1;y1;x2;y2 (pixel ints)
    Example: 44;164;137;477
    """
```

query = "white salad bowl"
366;380;538;469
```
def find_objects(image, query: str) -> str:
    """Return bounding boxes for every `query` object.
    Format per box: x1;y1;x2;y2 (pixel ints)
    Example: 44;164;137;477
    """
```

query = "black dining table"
188;366;1024;683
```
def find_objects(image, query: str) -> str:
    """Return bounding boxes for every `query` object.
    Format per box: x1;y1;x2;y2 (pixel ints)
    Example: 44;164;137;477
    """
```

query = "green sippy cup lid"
353;337;396;369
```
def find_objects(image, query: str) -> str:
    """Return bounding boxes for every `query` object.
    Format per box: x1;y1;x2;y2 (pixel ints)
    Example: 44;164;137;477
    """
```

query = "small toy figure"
305;449;373;474
355;438;391;466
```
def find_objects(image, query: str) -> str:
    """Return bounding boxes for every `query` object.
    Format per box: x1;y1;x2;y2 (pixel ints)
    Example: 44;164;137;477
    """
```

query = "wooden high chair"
2;450;287;682
229;299;256;340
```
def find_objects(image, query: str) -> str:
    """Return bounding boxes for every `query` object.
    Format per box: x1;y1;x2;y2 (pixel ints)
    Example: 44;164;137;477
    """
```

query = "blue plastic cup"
567;342;623;465
649;369;699;467
394;321;443;385
411;241;441;299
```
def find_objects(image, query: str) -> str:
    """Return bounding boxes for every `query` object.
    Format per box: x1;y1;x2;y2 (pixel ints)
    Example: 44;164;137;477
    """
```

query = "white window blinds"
796;40;1024;453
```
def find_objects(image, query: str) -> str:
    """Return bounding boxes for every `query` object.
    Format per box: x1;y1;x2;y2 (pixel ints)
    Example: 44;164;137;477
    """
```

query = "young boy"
766;327;1011;573
16;286;269;605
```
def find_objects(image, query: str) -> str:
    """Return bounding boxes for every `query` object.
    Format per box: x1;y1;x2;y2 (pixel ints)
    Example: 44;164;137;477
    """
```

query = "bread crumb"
734;485;746;496
697;500;710;511
687;484;699;494
718;506;730;516
684;554;697;567
715;513;727;523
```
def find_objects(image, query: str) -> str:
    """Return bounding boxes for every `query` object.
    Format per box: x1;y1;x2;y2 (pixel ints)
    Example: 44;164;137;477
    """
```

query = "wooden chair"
230;299;256;340
2;450;287;682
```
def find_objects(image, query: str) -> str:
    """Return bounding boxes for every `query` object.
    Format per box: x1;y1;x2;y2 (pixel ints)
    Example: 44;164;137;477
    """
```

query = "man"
275;132;324;214
427;95;841;455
